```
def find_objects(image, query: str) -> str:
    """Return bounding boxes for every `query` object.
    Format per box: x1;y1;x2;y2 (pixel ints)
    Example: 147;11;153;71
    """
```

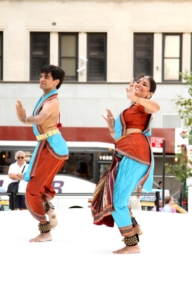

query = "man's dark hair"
41;64;65;89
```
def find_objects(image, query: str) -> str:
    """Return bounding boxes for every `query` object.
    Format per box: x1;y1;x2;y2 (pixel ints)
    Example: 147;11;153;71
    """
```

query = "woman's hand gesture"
126;78;136;102
102;109;115;132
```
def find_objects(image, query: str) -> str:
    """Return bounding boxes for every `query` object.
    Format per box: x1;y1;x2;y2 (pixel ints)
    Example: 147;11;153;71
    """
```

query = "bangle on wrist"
25;117;30;125
109;129;115;134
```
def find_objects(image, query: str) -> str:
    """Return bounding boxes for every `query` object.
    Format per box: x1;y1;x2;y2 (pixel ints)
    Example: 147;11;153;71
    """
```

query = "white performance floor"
0;208;191;288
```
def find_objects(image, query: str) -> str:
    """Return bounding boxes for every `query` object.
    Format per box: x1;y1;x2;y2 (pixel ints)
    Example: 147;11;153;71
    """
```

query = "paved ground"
0;208;191;288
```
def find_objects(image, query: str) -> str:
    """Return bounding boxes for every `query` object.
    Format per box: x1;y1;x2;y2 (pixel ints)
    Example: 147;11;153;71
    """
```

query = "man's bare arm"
16;99;58;125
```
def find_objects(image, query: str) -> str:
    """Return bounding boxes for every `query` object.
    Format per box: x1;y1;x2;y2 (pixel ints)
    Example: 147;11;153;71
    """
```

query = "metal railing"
1;190;161;211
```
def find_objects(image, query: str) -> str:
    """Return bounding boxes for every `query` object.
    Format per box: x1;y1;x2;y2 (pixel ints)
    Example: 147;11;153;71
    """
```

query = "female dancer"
91;76;160;254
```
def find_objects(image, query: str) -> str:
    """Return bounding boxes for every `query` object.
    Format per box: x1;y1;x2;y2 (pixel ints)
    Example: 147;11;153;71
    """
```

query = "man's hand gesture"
16;100;26;123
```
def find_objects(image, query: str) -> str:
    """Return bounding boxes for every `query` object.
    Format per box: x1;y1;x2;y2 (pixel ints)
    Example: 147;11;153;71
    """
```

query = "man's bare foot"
29;232;52;242
47;208;58;229
113;244;140;254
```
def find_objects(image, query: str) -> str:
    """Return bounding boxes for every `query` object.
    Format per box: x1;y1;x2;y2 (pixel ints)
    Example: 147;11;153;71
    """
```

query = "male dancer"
16;65;68;242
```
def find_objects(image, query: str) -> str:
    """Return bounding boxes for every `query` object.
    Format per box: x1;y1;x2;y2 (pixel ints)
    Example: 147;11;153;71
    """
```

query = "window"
0;32;3;80
59;152;94;181
0;151;12;174
163;34;182;81
134;34;153;80
87;33;107;81
30;32;50;80
59;33;78;81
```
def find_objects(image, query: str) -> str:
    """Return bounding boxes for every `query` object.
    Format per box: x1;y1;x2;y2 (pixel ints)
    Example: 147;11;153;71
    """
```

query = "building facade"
1;0;192;195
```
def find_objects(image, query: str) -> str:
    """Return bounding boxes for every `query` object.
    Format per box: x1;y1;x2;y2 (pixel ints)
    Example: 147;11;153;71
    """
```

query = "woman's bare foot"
133;225;143;235
29;232;52;242
113;244;140;254
47;208;58;229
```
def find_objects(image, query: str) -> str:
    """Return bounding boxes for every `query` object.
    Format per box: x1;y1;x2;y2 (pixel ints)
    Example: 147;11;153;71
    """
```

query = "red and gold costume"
91;104;153;243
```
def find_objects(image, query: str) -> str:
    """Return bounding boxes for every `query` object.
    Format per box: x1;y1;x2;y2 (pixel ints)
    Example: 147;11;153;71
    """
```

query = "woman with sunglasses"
8;151;28;210
91;76;160;254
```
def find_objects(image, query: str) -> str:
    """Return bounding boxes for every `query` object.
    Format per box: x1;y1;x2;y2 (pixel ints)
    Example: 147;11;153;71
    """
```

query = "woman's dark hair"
41;64;65;89
154;198;162;206
138;75;156;93
154;199;159;206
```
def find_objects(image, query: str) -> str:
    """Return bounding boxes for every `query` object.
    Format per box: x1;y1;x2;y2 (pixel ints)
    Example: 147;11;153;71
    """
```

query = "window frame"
87;33;107;82
162;33;182;82
0;32;3;80
59;33;78;82
30;32;50;81
133;33;154;80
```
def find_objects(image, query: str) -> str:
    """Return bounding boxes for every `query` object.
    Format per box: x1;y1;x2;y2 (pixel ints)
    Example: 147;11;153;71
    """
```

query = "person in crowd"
162;196;176;213
129;195;142;211
91;75;160;254
151;198;162;211
8;151;28;210
16;64;69;242
158;181;162;189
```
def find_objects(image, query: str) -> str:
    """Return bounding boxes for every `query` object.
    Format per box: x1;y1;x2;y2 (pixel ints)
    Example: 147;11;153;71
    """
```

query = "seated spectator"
162;196;176;213
151;198;162;211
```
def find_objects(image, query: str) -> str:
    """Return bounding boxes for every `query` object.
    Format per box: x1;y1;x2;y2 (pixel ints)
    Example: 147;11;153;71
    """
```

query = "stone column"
50;32;58;66
78;32;87;82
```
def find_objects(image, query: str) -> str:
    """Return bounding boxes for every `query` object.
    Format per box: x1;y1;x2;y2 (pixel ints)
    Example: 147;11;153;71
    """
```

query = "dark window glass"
59;33;78;81
30;33;50;80
163;34;182;81
134;34;153;80
87;33;107;81
0;32;3;80
0;151;12;174
58;152;94;182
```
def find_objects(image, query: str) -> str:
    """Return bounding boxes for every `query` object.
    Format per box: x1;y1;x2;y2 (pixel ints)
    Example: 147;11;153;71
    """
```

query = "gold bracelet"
25;117;30;125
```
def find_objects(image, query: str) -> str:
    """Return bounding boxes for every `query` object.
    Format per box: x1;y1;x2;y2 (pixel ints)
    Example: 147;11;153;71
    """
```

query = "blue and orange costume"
91;103;154;246
24;89;68;231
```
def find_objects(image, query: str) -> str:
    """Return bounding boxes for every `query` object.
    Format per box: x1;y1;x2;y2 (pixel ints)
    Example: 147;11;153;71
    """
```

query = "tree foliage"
165;146;192;183
174;71;192;144
165;71;192;182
